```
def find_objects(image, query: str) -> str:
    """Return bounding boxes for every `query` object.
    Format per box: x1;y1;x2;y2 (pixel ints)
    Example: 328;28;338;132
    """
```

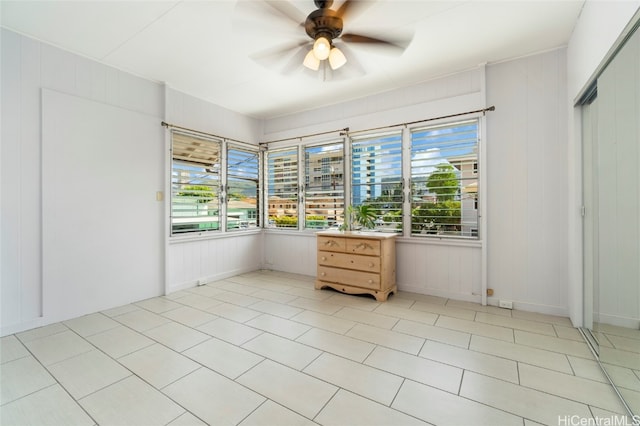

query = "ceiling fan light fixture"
313;36;331;60
303;49;320;70
328;46;347;70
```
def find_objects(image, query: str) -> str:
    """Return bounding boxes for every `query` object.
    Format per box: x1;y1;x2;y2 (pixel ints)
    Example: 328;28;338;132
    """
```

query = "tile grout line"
4;270;631;425
9;328;101;424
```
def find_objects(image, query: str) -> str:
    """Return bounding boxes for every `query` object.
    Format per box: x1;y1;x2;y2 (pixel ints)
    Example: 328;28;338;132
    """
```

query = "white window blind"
410;119;479;238
304;142;344;230
227;145;260;231
351;131;403;232
267;148;299;229
171;131;221;234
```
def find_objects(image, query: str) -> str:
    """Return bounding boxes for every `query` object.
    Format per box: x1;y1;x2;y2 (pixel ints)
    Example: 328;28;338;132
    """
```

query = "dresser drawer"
318;251;380;273
317;236;346;253
346;238;381;256
317;266;380;290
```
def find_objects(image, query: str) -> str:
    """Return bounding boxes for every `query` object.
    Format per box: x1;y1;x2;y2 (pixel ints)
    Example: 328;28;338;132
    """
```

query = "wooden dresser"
315;231;397;301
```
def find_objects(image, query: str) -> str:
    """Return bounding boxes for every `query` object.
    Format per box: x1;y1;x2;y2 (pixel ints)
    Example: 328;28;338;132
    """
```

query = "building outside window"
351;131;403;232
267;148;299;229
262;118;480;239
304;142;344;229
227;145;260;230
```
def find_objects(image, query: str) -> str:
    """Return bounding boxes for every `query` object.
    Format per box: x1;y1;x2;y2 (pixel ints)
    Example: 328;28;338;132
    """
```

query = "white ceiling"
1;0;584;119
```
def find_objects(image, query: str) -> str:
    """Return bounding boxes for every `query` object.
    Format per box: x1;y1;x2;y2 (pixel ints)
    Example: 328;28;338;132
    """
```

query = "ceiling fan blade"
335;0;376;21
341;33;411;53
250;40;310;68
263;1;306;28
234;0;304;37
281;45;311;75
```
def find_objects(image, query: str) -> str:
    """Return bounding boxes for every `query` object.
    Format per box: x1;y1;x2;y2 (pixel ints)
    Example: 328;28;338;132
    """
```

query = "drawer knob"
368;262;374;267
368;279;373;284
321;256;326;261
321;272;326;276
355;242;373;250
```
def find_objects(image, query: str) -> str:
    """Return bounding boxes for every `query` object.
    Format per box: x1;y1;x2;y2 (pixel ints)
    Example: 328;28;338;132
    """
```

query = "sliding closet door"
594;25;640;415
596;27;640;330
582;98;599;348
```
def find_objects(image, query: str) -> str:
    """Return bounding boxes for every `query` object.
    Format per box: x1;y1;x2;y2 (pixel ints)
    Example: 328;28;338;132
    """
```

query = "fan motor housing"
314;0;333;8
305;8;343;40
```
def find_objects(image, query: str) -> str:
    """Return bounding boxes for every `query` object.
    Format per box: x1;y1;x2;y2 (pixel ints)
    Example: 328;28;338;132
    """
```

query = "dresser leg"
374;286;397;302
316;281;397;302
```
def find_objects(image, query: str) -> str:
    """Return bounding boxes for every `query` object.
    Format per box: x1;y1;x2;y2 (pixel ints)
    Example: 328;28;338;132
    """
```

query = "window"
351;131;403;232
304;142;344;230
227;145;260;230
171;132;221;234
267;148;299;228
410;119;479;238
261;114;483;238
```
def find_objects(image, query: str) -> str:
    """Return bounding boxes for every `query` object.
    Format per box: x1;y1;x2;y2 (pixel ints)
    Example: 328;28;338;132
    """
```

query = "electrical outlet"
499;300;513;309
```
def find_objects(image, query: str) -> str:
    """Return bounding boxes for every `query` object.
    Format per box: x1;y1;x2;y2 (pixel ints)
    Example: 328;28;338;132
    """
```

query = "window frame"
260;115;483;241
170;130;260;237
303;140;345;231
409;118;480;240
226;143;261;232
350;130;404;233
170;131;223;236
265;146;301;230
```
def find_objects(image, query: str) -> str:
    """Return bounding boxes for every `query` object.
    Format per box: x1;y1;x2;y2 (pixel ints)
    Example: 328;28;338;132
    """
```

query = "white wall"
565;1;640;326
1;29;166;335
263;62;570;314
486;49;569;316
165;88;262;143
163;89;264;293
41;89;165;323
264;69;482;141
567;0;640;102
0;30;264;335
263;69;486;307
263;232;318;276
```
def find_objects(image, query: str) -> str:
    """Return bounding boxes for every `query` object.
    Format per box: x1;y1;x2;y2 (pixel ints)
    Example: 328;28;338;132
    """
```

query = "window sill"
169;228;482;248
169;229;262;244
263;228;318;237
396;236;482;248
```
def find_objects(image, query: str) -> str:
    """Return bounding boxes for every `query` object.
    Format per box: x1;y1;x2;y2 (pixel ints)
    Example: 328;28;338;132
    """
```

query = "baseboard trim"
166;266;260;294
398;284;482;304
487;296;569;317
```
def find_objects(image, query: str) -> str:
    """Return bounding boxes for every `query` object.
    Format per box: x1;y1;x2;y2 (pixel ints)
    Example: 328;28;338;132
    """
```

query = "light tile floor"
1;270;636;426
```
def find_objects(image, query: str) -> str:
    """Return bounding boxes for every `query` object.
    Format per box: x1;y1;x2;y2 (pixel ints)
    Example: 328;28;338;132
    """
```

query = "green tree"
413;165;461;234
426;164;458;201
363;182;403;228
412;200;462;233
271;215;297;228
178;185;214;203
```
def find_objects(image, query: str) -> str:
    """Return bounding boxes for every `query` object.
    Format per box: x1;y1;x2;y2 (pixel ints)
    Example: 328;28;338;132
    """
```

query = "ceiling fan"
241;0;412;79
